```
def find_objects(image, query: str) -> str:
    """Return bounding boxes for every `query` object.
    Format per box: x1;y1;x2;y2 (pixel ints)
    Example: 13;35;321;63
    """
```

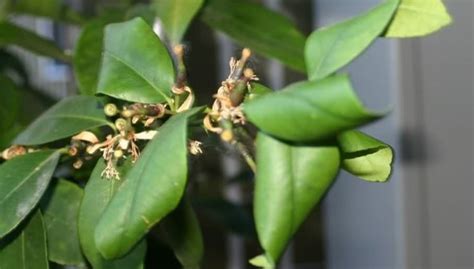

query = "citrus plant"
0;0;452;268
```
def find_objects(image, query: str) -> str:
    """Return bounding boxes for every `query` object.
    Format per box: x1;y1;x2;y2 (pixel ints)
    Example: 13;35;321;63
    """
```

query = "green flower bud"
104;103;118;116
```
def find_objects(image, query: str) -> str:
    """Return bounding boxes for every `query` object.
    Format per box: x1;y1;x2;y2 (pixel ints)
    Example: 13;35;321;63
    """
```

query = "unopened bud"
73;159;83;169
115;118;128;131
114;149;124;159
104;103;118;116
121;109;135;118
220;129;234;142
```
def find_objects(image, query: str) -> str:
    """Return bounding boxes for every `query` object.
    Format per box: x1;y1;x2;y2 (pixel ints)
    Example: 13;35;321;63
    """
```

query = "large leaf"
160;199;204;269
385;0;452;37
338;130;393;182
244;75;382;142
305;0;399;80
0;75;21;130
73;14;123;96
79;160;146;269
97;18;175;104
0;150;59;238
0;22;70;62
14;95;112;146
0;211;49;269
154;0;204;45
40;180;85;266
95;107;204;258
253;132;340;266
10;0;84;25
201;0;306;72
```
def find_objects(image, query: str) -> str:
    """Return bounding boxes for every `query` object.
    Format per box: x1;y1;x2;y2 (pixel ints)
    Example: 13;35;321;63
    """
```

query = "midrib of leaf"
104;51;171;103
311;29;345;78
284;91;372;123
0;153;56;207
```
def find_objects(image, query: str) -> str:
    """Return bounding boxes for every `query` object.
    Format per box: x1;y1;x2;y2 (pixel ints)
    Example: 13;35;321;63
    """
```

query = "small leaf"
385;0;452;37
305;0;399;80
14;96;112;146
97;18;175;104
254;132;340;263
0;211;49;269
201;0;306;72
79;160;146;269
249;254;273;269
338;130;393;182
160;199;204;269
0;22;70;62
73;13;124;96
0;150;59;238
244;75;382;142
154;0;204;45
10;0;84;25
40;179;85;266
247;83;272;101
95;107;204;258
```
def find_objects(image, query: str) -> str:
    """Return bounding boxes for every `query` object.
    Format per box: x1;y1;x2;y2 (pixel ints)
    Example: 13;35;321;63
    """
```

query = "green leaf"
0;75;21;131
10;0;84;25
385;0;452;37
14;96;112;146
0;22;70;62
73;14;123;96
247;83;272;101
244;75;382;142
154;0;204;45
0;150;59;238
201;0;306;72
160;199;204;269
254;132;340;264
97;18;175;104
40;180;85;266
338;130;393;182
249;254;273;269
305;0;399;80
0;211;49;269
95;107;204;258
79;160;146;269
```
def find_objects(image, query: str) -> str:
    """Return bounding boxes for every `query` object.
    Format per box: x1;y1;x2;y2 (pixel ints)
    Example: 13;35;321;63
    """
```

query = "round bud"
121;109;135;118
115;118;128;131
220;129;234;142
114;149;124;159
104;103;118;116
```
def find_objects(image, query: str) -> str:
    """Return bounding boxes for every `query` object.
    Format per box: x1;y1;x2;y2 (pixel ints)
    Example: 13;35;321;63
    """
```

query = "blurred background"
3;0;473;268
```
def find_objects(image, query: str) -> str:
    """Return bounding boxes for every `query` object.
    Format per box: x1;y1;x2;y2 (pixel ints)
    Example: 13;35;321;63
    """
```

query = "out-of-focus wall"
316;0;473;268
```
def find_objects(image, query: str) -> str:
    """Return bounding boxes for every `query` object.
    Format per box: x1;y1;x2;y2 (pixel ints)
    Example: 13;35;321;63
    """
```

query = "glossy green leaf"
10;0;84;25
160;199;204;269
97;18;175;104
79;161;146;269
73;14;123;96
41;180;85;266
0;150;59;238
201;0;306;72
14;96;112;146
0;75;21;131
305;0;399;80
338;130;393;182
154;0;204;45
253;132;340;265
244;75;382;142
0;211;49;269
246;83;272;101
385;0;452;37
0;22;70;62
95;107;204;258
